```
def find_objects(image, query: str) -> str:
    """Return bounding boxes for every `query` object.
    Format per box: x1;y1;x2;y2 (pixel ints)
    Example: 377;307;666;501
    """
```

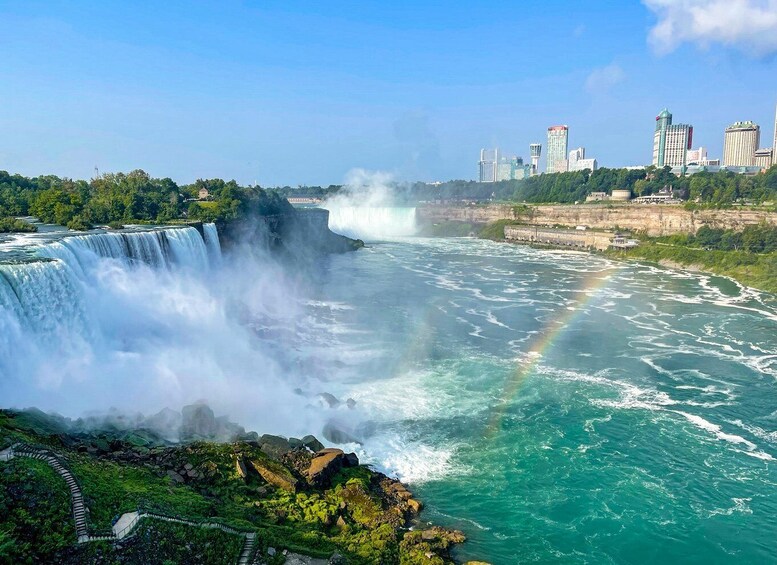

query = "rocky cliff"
219;207;363;255
418;204;777;237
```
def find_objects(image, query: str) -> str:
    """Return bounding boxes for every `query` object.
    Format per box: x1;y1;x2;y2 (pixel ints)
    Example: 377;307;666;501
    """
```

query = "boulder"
180;403;217;440
345;398;356;409
167;470;185;484
288;437;304;449
344;452;359;467
301;435;325;452
259;434;293;459
307;448;345;488
322;422;361;445
247;458;298;492
235;457;248;478
407;499;423;513
318;392;341;408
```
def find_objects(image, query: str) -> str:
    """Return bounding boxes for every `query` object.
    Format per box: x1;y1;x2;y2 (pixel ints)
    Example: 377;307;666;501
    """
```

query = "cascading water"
324;206;418;240
202;223;222;264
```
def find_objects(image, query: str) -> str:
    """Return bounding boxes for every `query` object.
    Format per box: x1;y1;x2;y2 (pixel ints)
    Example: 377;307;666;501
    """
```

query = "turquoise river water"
301;234;777;564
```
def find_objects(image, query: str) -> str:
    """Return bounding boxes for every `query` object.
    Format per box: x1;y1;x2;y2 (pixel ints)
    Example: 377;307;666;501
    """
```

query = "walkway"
0;443;256;565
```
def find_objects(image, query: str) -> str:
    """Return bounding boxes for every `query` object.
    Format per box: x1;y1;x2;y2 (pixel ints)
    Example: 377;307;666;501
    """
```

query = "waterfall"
324;206;418;240
0;226;218;345
202;223;222;264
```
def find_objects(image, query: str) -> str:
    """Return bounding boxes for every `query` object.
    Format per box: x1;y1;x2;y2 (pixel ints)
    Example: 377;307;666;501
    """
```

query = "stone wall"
504;226;613;251
418;204;777;237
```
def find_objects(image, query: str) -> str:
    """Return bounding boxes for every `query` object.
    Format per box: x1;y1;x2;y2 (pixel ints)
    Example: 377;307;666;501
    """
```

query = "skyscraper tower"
652;109;692;168
530;143;542;176
652;109;672;166
546;126;568;174
479;148;499;182
723;121;760;167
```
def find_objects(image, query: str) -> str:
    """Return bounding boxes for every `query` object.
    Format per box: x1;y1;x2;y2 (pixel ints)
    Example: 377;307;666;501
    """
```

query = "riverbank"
418;202;777;237
0;406;471;564
605;242;777;295
420;216;777;295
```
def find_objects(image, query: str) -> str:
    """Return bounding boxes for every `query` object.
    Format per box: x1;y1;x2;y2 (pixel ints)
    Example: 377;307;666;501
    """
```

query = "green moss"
0;458;75;562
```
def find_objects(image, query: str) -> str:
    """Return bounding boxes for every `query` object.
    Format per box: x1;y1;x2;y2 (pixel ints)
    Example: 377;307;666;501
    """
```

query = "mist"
0;225;360;440
322;169;419;241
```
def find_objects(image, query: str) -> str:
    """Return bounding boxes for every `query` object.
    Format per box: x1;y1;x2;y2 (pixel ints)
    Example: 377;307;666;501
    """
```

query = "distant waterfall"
324;206;418;240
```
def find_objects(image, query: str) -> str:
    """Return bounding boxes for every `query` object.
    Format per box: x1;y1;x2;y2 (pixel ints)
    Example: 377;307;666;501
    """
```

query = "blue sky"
1;0;776;186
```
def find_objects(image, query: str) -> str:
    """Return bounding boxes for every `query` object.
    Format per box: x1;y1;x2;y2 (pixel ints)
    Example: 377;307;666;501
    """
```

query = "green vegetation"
0;169;292;230
0;409;466;564
0;458;76;562
0;216;37;233
479;219;517;241
408;165;777;206
607;224;777;294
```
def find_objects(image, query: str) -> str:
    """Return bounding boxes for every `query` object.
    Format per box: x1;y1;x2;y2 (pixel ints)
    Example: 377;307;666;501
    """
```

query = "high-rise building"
723;121;760;167
652;109;693;167
530;143;542;176
568;147;597;171
479;148;499;182
547;126;569;174
495;156;530;181
754;148;773;169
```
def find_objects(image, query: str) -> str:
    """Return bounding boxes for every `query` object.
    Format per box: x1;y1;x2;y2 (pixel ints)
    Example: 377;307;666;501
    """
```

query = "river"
1;212;776;563
311;206;777;564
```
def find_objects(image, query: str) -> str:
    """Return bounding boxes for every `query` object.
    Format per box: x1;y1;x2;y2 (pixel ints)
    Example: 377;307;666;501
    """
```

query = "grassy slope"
0;411;464;564
606;243;777;295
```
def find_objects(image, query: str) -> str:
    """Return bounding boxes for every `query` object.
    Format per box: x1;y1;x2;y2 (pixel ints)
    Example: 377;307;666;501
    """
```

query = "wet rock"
344;452;359;467
407;499;423;513
143;408;182;440
180;403;217;441
259;434;292;459
318;392;340;408
247;458;298;492
307;448;345;488
345;398;356;409
301;435;325;452
322;422;360;445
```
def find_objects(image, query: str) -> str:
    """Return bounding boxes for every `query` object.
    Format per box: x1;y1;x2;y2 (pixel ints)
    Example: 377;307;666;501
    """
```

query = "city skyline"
0;1;776;185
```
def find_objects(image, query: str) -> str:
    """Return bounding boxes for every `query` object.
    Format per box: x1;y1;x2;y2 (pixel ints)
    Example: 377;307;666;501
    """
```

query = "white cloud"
585;64;625;94
644;0;777;56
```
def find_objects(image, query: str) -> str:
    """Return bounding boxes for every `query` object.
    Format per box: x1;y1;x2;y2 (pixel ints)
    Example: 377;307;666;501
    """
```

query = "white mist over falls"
322;169;418;240
0;223;349;440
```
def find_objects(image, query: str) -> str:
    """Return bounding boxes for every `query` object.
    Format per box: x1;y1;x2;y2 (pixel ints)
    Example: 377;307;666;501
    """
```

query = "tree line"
0;170;292;230
408;165;777;205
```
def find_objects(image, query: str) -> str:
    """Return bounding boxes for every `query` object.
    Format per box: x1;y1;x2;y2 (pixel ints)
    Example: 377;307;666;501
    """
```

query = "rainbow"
486;267;615;436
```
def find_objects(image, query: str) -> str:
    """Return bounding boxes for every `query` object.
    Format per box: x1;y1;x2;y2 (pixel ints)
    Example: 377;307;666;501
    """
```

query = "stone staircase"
0;443;258;564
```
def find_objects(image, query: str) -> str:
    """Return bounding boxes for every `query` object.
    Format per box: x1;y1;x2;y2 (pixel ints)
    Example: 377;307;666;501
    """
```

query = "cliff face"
418;204;777;237
219;208;363;254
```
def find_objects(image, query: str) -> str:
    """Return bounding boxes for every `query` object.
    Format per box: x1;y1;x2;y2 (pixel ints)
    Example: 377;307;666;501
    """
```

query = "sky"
1;0;776;186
